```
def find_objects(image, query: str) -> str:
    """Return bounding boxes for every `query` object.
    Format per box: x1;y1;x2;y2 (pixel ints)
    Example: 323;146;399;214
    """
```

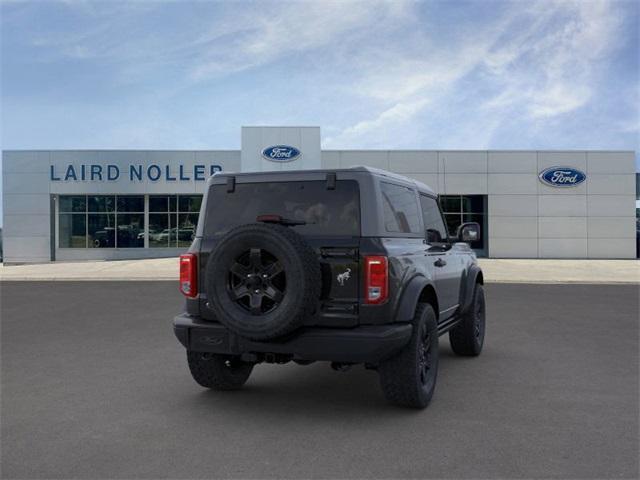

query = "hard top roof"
209;165;436;196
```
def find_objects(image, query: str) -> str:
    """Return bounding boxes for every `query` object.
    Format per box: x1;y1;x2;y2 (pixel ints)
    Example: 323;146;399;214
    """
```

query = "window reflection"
149;196;168;212
149;213;170;248
117;213;144;248
149;196;170;248
88;214;115;248
59;194;201;249
117;196;144;213
439;195;487;253
59;196;86;213
116;196;144;248
178;195;202;213
177;213;198;247
88;196;115;212
59;214;86;247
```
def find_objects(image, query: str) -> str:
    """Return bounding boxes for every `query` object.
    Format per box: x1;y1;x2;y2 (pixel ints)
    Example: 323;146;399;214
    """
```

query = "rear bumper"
173;313;412;364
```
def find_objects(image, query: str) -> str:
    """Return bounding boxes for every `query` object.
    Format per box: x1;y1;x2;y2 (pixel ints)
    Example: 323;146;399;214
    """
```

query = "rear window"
204;180;360;237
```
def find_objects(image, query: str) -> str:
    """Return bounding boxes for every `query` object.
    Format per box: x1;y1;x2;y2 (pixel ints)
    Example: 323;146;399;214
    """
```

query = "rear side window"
380;182;421;234
420;195;448;243
204;180;360;237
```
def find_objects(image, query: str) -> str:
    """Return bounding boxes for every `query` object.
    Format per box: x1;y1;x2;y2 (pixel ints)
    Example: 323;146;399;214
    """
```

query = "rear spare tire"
205;223;321;340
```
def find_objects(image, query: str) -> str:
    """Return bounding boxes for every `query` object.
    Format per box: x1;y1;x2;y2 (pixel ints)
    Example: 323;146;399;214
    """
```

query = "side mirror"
457;222;480;243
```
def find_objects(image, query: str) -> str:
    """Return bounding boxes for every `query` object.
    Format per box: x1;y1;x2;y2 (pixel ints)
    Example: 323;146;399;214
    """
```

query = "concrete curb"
0;277;177;282
1;258;638;284
2;279;638;284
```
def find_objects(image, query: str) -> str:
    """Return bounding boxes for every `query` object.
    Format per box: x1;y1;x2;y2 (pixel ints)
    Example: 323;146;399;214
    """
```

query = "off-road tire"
187;351;253;390
449;283;485;356
205;223;321;341
378;303;439;408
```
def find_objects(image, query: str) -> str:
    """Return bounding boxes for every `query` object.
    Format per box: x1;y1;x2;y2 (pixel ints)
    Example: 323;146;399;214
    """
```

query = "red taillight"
179;254;197;298
364;256;388;304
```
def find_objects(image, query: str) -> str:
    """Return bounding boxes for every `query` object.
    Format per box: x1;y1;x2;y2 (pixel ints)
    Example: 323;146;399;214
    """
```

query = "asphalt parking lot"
1;282;638;479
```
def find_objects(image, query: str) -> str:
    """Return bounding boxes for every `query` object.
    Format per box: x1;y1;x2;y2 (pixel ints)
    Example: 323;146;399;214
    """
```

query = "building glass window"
88;195;115;213
115;196;144;248
148;214;170;248
149;195;168;213
117;195;144;213
59;213;87;247
148;195;202;248
88;213;116;248
177;195;200;247
59;196;86;213
149;195;172;248
439;196;460;214
58;194;200;249
80;195;116;248
178;195;202;213
439;195;487;254
116;214;144;247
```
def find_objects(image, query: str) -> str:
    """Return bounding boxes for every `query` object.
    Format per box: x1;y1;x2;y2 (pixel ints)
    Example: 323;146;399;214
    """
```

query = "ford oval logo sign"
538;166;586;188
261;145;301;162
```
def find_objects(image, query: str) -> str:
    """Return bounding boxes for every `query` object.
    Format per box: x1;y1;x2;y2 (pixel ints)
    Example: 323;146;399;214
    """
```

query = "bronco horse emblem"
337;268;351;286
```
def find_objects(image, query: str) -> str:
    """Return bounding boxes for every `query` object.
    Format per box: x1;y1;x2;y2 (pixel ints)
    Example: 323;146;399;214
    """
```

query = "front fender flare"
459;264;483;314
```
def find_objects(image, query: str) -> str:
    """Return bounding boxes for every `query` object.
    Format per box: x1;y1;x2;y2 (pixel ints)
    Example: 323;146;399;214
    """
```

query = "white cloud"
22;0;413;80
325;98;429;147
3;0;635;152
326;0;628;147
324;39;498;146
528;84;592;118
542;2;623;114
190;1;411;79
618;116;640;134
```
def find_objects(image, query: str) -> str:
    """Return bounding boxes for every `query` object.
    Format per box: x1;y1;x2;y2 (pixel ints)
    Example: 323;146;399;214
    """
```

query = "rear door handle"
434;258;447;268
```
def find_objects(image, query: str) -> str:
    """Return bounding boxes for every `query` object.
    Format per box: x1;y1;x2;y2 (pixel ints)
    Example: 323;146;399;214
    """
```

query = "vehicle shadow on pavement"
176;341;471;418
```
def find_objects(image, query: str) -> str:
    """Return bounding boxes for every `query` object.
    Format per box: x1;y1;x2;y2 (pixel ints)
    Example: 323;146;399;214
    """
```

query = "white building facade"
2;126;637;263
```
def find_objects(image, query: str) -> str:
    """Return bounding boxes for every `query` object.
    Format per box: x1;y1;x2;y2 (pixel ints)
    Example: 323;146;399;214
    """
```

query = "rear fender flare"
394;276;436;323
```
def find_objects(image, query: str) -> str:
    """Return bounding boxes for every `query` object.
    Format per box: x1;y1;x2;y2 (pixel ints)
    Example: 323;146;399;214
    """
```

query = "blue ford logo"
538;166;586;187
261;145;301;162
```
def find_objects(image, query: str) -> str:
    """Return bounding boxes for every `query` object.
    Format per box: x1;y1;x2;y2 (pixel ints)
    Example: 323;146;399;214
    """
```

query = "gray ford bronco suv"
173;167;486;408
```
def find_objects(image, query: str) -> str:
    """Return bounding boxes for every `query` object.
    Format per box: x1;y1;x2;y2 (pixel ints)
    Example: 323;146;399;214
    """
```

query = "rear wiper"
256;214;307;226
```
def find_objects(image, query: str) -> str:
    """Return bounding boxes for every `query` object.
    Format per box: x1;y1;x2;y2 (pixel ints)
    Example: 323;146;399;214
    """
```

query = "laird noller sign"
50;163;223;182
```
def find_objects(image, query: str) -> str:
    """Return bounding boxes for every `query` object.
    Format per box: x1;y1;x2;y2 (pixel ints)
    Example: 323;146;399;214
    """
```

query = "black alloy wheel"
378;303;439;408
474;289;485;342
418;328;434;388
205;222;321;340
227;248;286;315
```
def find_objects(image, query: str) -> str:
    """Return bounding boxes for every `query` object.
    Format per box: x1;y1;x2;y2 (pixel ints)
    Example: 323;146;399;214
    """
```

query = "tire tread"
205;223;321;340
449;283;485;356
378;303;438;408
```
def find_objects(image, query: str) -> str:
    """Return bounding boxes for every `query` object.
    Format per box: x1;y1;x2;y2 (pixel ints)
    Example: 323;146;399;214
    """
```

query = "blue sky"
1;0;639;222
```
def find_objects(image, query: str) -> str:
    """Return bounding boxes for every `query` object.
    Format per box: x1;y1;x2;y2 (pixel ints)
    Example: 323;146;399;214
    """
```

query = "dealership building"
2;126;637;263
